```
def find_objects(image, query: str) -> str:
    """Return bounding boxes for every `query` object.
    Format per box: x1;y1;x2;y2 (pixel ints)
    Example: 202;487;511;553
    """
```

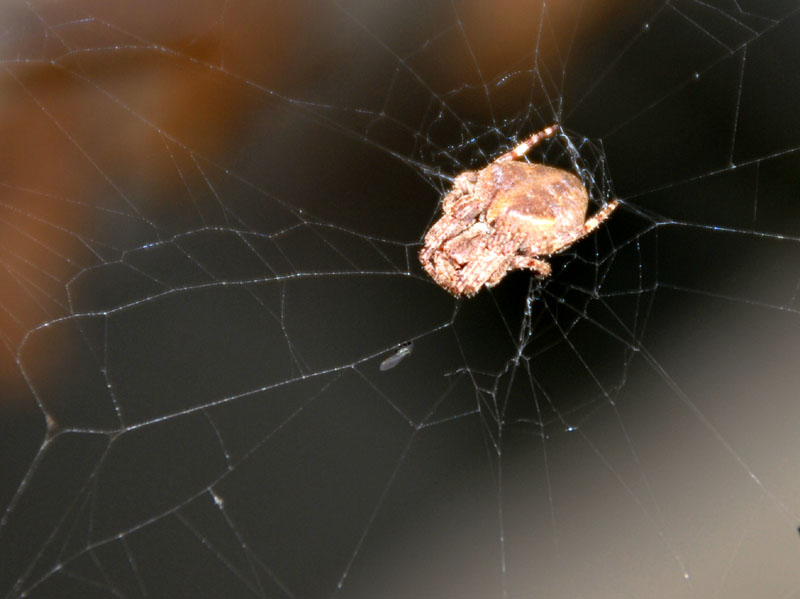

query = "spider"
419;124;619;296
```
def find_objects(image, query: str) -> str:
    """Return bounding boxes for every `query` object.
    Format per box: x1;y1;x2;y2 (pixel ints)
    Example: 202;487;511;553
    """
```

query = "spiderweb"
2;0;800;597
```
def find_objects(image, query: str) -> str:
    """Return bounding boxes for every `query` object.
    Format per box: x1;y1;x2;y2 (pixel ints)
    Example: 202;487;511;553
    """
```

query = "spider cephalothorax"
419;125;619;296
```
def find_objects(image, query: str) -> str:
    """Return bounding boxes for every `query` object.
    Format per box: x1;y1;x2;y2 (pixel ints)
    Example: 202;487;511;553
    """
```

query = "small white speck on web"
379;342;413;371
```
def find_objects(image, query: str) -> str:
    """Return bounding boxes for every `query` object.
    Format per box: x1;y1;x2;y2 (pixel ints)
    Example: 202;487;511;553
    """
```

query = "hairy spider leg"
509;255;551;278
496;123;559;163
456;230;526;295
583;199;619;234
548;199;620;253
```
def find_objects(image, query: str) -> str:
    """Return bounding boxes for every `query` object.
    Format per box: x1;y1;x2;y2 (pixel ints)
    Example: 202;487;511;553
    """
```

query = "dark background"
1;1;799;597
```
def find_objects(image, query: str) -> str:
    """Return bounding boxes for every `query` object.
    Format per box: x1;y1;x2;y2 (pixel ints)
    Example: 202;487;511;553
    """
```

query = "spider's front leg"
457;231;526;295
419;215;467;267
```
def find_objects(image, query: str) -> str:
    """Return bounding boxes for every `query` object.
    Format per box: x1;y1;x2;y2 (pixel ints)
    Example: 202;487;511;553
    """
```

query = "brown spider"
419;124;619;296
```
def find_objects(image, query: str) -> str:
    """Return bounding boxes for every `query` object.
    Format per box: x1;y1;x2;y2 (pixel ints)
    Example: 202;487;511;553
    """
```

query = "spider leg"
549;199;620;252
456;232;523;295
581;199;619;236
509;255;551;278
495;123;558;163
419;216;471;266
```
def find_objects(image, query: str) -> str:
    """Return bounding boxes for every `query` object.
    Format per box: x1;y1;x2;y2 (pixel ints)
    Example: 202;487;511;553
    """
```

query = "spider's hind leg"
495;124;559;163
582;199;619;236
510;255;551;278
550;199;620;251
